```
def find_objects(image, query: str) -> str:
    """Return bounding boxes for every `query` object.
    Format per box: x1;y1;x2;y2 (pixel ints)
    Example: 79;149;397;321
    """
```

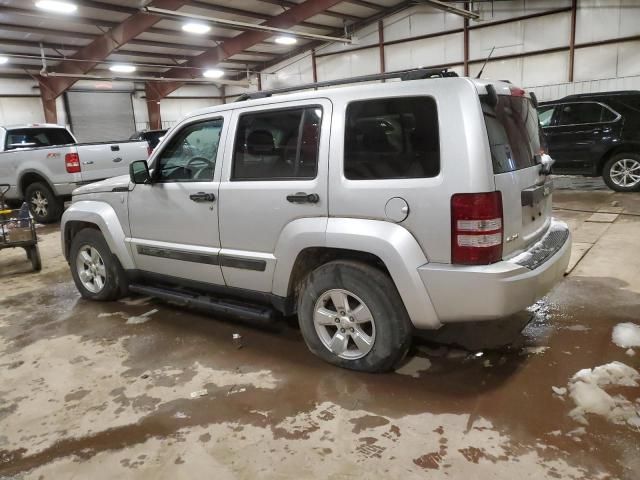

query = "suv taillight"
147;145;153;157
451;192;503;265
65;153;81;173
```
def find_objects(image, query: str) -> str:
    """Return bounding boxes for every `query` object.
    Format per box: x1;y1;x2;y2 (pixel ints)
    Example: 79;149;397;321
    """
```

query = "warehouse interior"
1;0;639;478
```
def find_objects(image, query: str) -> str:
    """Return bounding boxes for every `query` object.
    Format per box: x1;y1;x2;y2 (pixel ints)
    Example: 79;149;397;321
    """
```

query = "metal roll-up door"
66;91;136;142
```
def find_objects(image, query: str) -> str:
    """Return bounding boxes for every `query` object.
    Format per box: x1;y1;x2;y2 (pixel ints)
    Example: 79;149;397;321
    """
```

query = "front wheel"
603;153;640;192
69;228;127;301
297;260;412;372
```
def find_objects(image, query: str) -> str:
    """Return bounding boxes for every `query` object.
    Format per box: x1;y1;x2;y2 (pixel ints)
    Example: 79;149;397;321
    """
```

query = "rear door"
77;141;148;182
483;91;551;257
218;100;330;292
544;101;620;173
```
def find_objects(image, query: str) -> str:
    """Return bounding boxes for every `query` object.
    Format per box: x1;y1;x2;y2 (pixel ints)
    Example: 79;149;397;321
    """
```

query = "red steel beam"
146;0;346;101
568;0;577;82
37;0;191;100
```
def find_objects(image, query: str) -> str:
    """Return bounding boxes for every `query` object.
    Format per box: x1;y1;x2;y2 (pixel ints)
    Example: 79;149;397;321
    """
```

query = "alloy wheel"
610;158;640;188
76;245;107;293
313;289;376;360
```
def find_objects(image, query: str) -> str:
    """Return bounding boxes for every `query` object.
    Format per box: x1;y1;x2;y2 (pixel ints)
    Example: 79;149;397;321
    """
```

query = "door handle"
82;160;94;165
286;192;320;204
113;157;123;163
111;145;120;152
189;192;216;202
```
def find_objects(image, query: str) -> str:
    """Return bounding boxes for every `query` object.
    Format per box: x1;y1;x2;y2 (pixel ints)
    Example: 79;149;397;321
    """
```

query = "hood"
73;175;130;195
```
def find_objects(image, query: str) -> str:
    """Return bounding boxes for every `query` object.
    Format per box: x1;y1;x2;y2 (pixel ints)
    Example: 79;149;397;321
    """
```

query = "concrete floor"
1;178;639;479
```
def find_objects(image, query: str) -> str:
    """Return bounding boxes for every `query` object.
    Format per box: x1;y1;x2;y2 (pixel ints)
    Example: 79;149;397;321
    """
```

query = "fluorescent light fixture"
275;36;297;45
109;64;136;73
203;69;224;79
35;1;78;13
182;23;211;34
0;56;8;65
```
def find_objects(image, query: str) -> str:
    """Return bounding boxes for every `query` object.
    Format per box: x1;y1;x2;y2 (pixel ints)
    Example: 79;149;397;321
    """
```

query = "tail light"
65;153;81;173
147;145;153;157
451;192;503;265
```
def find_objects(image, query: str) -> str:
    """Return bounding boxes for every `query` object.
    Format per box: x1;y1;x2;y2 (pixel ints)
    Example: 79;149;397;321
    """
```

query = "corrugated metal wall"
256;0;640;102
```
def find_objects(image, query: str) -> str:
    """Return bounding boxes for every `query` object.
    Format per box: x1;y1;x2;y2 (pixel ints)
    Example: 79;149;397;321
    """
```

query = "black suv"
538;91;640;191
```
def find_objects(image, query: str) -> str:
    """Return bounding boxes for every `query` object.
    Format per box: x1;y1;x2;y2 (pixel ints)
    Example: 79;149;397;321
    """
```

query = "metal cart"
0;184;41;272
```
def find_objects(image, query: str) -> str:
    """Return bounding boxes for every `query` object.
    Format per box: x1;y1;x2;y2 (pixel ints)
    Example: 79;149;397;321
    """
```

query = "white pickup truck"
0;124;148;223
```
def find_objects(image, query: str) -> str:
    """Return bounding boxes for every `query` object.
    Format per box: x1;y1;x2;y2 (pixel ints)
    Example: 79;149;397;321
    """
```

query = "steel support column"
41;96;57;124
311;49;318;83
145;83;162;130
463;2;470;76
568;0;577;82
378;20;386;76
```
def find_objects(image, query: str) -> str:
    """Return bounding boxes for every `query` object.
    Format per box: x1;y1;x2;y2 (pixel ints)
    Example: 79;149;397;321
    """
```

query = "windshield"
483;95;541;174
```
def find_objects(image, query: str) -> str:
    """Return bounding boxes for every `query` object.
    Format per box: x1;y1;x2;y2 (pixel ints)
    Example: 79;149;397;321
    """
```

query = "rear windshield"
5;128;75;150
482;95;541;174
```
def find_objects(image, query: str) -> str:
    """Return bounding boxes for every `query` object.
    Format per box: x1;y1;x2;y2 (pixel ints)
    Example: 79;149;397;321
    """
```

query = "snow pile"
612;322;640;349
565;362;640;428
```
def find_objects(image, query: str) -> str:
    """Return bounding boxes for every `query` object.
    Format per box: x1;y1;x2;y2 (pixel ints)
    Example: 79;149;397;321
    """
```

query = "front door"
128;114;228;285
218;100;330;292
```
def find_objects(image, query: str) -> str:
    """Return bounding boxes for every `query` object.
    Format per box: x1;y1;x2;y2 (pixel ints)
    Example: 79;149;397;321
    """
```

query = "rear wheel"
24;182;62;223
70;228;127;301
603;153;640;192
297;260;412;372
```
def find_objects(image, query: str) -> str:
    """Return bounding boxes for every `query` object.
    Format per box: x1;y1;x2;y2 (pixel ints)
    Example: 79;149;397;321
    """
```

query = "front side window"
344;97;440;180
155;119;223;182
537;106;555;127
232;107;322;181
557;102;614;125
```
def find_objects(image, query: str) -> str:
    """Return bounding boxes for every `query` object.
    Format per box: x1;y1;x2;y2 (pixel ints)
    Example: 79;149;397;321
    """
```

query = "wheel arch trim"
272;217;440;329
61;200;135;270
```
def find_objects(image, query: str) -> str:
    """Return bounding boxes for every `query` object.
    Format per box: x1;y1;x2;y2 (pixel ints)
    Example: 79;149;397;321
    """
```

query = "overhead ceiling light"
203;69;224;79
35;1;78;14
109;64;136;73
275;36;297;45
182;23;211;34
0;56;8;65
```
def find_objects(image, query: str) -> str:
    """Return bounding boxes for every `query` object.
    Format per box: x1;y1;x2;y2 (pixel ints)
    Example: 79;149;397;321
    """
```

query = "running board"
129;283;278;326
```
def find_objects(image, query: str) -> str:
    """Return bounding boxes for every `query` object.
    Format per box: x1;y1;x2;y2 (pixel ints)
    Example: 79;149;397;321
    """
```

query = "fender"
272;217;440;330
12;169;56;199
61;200;135;270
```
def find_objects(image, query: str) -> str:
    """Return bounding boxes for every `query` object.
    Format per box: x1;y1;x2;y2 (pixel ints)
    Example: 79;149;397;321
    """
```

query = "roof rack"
235;67;458;102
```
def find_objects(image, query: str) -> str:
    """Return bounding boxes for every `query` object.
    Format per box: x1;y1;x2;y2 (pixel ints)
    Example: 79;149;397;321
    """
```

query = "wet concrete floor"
1;177;639;479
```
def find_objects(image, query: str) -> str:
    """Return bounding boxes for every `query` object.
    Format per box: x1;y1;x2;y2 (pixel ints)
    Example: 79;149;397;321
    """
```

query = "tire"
28;245;42;272
69;228;127;301
297;260;412;372
24;182;62;223
602;153;640;192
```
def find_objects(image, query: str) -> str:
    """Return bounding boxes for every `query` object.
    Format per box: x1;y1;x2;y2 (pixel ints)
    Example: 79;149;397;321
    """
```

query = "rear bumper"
418;221;572;324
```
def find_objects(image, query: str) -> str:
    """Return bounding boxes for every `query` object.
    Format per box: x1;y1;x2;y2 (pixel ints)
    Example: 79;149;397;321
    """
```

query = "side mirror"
130;160;151;184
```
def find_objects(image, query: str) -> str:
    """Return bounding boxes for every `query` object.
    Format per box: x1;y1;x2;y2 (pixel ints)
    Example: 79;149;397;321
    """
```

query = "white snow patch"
567;361;640;428
395;356;431;378
612;323;640;349
97;311;127;318
563;324;591;332
126;308;158;325
552;386;567;396
626;349;635;357
520;346;549;355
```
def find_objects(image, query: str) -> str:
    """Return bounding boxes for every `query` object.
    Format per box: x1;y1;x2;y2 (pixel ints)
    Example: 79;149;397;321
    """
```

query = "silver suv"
61;69;571;372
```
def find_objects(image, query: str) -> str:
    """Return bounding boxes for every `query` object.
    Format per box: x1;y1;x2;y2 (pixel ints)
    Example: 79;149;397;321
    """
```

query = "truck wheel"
24;182;62;223
297;260;412;372
70;228;127;301
603;153;640;192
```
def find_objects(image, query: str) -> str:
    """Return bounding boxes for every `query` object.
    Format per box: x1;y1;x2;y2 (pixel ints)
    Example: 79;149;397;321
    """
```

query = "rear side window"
557;102;616;125
537;106;555;127
232;107;322;181
344;97;440;180
5;128;74;150
483;95;541;174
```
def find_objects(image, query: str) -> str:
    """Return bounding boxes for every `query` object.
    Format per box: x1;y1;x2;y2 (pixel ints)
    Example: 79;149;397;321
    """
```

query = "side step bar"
129;284;279;327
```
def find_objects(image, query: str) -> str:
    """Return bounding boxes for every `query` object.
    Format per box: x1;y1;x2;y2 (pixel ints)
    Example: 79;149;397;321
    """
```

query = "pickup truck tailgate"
77;141;148;182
